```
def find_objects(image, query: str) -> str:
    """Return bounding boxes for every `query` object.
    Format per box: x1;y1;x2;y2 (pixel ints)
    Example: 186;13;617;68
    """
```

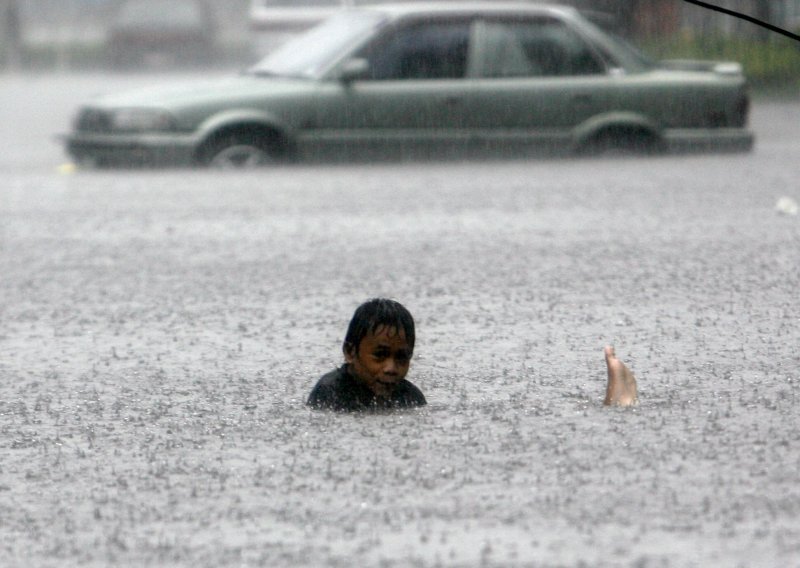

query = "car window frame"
315;7;648;83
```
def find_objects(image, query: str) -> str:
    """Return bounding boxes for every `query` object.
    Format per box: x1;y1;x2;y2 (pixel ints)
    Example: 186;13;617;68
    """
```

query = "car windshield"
247;10;387;79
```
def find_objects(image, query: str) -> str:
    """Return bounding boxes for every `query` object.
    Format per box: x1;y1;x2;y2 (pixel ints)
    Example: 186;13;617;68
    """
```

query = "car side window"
356;20;471;80
471;18;606;78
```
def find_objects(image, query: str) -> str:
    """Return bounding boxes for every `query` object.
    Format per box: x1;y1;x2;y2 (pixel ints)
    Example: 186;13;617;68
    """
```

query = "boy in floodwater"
307;298;638;411
307;298;427;411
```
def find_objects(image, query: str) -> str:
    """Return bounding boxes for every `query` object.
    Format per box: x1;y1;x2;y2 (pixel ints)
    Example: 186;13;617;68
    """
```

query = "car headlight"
109;108;176;132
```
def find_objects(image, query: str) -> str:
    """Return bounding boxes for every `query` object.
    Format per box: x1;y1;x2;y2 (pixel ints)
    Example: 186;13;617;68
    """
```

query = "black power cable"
681;0;800;43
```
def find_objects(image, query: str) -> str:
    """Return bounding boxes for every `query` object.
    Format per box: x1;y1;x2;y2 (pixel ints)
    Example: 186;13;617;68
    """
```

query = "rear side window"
470;18;606;78
357;20;472;80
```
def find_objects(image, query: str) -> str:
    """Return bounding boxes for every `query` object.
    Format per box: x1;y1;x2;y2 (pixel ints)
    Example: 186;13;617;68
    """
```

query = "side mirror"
338;58;370;83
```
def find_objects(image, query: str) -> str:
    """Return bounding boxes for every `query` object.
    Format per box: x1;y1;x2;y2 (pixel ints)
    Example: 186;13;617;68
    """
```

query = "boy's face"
345;325;411;399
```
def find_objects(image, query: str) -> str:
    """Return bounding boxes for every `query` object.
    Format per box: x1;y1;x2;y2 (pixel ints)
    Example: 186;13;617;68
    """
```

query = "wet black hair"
343;298;415;356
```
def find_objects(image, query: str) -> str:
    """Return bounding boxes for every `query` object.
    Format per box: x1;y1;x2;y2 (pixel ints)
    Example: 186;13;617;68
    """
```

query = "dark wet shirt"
307;365;426;411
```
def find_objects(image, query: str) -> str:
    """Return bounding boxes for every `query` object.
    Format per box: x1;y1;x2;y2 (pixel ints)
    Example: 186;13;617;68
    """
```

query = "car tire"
580;128;665;157
199;132;280;169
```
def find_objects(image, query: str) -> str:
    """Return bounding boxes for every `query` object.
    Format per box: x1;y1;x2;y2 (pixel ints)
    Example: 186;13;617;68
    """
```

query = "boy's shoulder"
394;378;427;406
314;366;347;388
306;365;365;411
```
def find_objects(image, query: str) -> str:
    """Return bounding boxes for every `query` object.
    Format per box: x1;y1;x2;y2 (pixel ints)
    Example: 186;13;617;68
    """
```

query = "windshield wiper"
246;69;311;80
245;69;280;77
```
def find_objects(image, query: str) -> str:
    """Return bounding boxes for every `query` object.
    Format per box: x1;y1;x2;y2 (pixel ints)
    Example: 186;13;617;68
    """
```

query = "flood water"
1;73;799;567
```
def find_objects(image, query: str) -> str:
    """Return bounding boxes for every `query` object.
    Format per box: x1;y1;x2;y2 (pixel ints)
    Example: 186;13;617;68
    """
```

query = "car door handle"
442;96;461;106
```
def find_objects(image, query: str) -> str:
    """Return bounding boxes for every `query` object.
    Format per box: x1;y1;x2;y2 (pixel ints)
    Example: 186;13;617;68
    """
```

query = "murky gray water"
1;73;799;567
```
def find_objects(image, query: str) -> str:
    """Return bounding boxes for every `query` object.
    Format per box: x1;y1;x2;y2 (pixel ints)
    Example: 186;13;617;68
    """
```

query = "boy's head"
343;298;415;398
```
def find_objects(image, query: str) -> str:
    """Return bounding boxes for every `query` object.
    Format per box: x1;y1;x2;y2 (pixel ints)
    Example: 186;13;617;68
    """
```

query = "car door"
309;17;474;160
462;16;617;152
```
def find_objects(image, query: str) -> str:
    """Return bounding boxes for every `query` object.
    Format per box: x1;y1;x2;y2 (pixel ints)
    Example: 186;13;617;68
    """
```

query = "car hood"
87;75;318;110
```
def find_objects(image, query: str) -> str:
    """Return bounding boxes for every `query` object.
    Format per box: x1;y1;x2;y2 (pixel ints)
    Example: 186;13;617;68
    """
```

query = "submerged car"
66;2;754;168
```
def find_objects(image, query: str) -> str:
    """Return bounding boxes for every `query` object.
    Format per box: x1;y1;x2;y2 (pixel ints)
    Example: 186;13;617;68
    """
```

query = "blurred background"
1;0;799;89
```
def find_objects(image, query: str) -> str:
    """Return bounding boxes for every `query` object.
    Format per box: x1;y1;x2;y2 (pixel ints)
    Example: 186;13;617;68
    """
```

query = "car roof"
353;2;578;20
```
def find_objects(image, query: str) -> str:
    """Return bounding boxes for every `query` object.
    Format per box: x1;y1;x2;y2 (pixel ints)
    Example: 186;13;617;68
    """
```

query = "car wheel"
580;128;664;157
200;132;279;169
